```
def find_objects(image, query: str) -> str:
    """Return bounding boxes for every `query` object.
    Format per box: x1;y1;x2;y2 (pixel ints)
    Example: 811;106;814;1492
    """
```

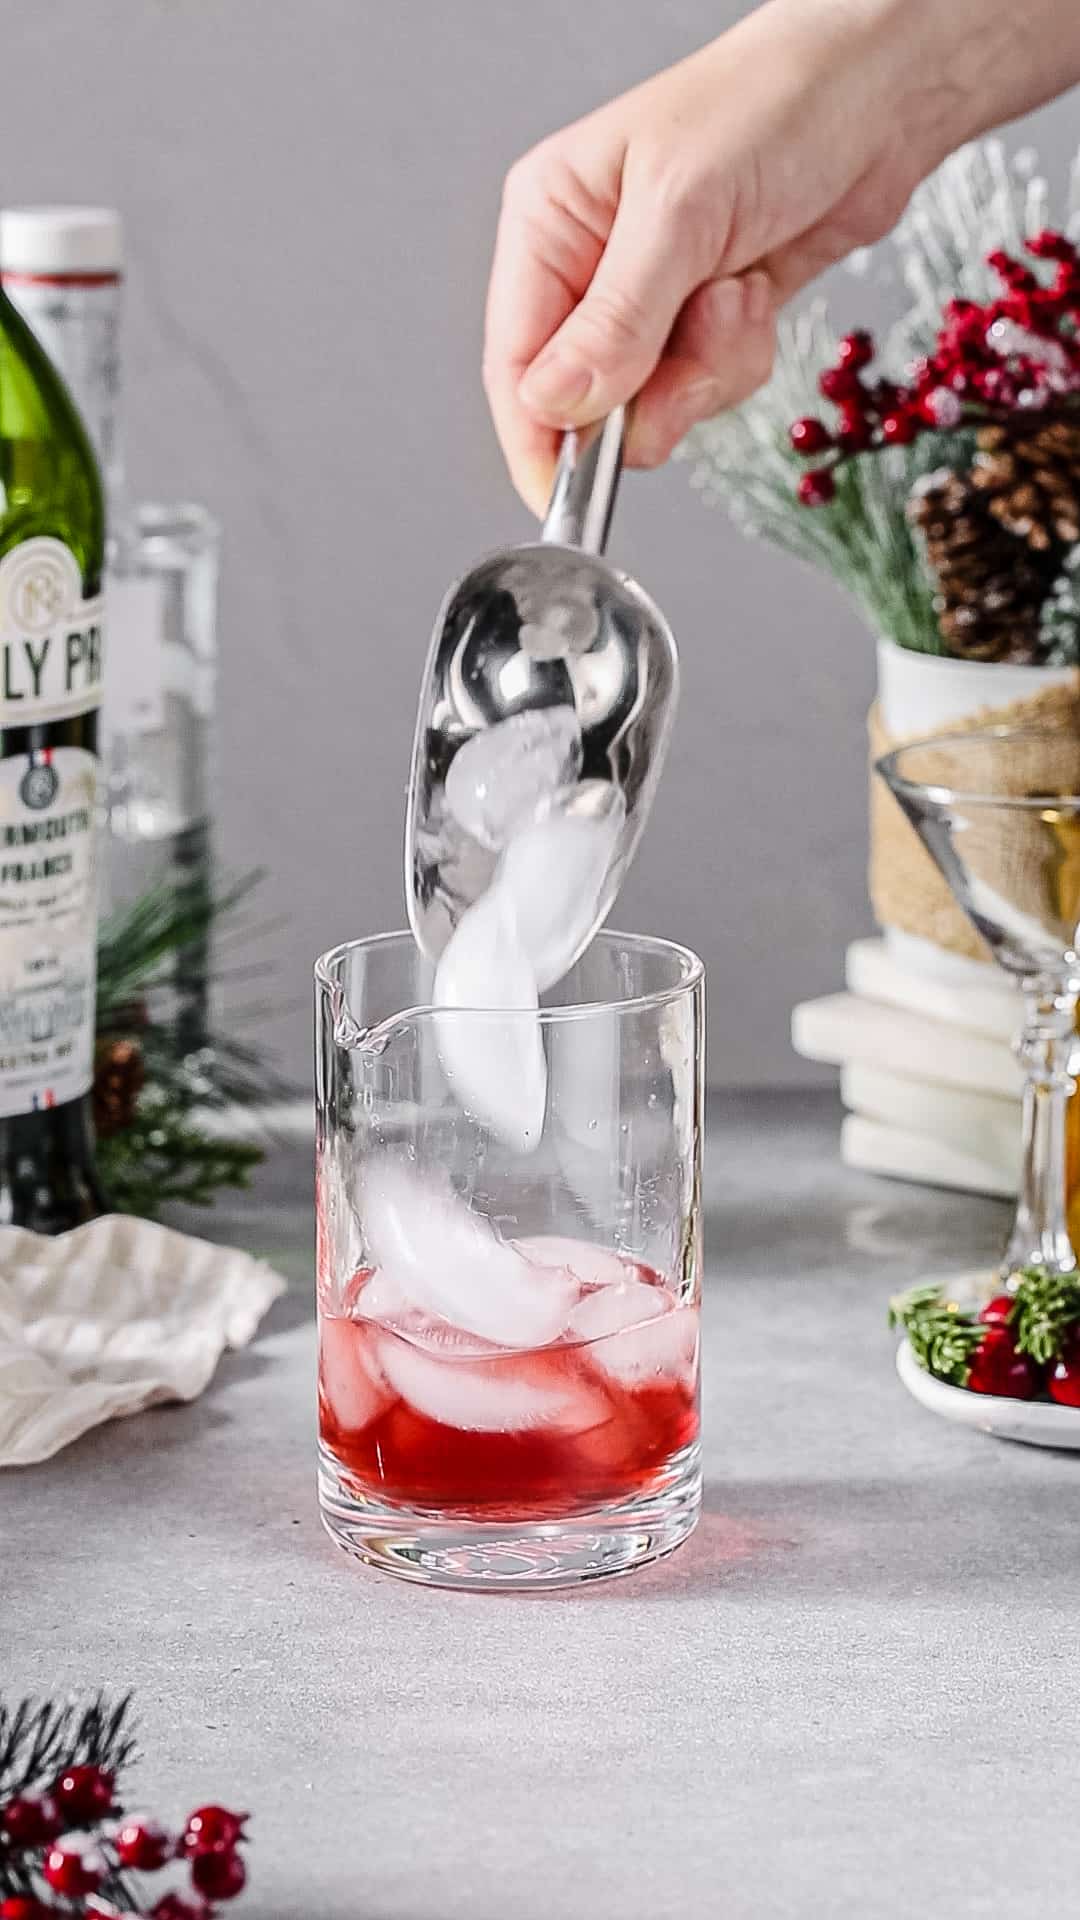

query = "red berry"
181;1804;248;1856
150;1899;210;1920
1049;1331;1080;1407
1049;1356;1080;1406
53;1764;114;1823
987;247;1031;288
114;1814;172;1871
789;415;832;454
837;406;873;453
869;378;902;413
979;1293;1015;1327
797;468;835;507
1;1791;60;1846
818;365;861;403
192;1848;247;1901
1028;229;1075;261
43;1837;106;1897
0;1901;55;1920
836;329;874;370
881;409;918;446
977;368;1019;407
967;1326;1039;1399
919;386;964;430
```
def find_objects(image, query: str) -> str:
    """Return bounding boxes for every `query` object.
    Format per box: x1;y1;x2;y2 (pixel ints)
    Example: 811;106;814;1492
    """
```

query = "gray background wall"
2;2;1077;1089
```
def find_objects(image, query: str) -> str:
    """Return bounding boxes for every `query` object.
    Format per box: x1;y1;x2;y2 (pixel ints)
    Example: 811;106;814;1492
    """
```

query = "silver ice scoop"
405;407;679;965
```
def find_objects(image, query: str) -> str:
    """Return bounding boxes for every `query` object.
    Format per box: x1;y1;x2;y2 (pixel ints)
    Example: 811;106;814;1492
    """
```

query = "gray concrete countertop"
6;1090;1079;1920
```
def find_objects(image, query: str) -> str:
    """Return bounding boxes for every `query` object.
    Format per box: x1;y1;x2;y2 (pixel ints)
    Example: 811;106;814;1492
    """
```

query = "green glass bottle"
0;279;106;1230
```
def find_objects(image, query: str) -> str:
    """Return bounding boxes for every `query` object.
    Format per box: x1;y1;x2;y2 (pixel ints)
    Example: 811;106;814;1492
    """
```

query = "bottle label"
0;538;104;724
0;745;98;1118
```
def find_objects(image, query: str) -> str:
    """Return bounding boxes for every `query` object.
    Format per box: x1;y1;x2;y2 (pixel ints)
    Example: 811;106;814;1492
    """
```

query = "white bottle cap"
0;205;123;277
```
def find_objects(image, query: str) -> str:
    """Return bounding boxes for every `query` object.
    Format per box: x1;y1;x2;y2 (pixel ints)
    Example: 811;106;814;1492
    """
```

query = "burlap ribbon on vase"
868;673;1080;961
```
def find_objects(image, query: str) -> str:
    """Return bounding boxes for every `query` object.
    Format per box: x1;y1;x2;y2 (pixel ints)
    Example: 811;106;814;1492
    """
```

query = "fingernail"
521;455;556;520
519;350;593;417
744;271;772;328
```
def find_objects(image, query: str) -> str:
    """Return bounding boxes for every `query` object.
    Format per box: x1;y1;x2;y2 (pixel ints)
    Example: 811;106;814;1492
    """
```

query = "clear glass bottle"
107;501;219;1052
0;205;220;1050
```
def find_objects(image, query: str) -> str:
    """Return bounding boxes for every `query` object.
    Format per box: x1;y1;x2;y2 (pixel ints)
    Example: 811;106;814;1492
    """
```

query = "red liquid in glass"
319;1255;699;1521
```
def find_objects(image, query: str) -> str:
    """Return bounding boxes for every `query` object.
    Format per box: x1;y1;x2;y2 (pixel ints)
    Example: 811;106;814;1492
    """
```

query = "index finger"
482;160;605;516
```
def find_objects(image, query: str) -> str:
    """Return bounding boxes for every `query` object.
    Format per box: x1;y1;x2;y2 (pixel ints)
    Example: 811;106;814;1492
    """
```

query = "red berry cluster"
968;1294;1080;1404
892;1267;1080;1404
0;1762;248;1918
789;231;1080;503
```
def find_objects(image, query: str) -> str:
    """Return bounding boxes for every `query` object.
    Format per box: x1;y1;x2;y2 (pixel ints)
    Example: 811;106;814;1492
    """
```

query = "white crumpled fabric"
0;1213;286;1467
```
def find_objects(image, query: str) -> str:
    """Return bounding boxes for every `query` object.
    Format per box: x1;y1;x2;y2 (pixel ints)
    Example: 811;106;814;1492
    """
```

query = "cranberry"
43;1837;106;1898
881;409;918;446
181;1804;248;1856
967;1326;1039;1400
797;468;836;507
818;365;861;403
192;1848;247;1901
1027;229;1075;260
837;406;873;453
789;416;832;454
150;1899;211;1920
53;1764;114;1823
1049;1332;1080;1407
836;329;874;370
1;1792;60;1846
114;1814;172;1871
979;1294;1016;1327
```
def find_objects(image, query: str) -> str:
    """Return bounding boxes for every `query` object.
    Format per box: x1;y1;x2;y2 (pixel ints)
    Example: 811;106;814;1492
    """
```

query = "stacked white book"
791;936;1022;1198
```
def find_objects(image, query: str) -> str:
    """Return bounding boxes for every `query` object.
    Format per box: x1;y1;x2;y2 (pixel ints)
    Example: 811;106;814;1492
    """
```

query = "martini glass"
877;726;1080;1284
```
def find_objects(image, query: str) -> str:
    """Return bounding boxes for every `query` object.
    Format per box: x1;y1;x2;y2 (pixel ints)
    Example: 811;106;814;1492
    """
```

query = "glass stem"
1003;984;1079;1284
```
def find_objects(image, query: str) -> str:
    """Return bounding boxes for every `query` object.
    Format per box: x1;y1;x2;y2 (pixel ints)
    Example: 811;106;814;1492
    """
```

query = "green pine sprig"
890;1267;1080;1388
95;870;295;1219
888;1284;984;1387
96;1092;264;1218
0;1691;136;1804
1010;1266;1080;1365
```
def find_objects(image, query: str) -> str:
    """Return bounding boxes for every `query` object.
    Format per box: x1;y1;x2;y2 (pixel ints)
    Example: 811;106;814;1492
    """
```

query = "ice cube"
569;1281;698;1388
433;889;547;1154
547;1006;621;1222
376;1335;606;1433
351;1266;409;1326
444;707;582;850
362;1162;576;1348
319;1317;394;1433
497;788;625;993
514;1234;627;1290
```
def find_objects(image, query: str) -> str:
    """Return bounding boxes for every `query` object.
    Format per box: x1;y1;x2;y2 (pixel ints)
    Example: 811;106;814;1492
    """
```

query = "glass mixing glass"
314;929;703;1590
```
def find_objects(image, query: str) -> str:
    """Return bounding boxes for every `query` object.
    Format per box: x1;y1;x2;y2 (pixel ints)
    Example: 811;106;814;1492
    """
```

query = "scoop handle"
540;407;626;555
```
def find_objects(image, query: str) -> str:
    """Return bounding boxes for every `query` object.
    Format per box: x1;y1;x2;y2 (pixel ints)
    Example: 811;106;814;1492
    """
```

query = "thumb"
518;188;700;425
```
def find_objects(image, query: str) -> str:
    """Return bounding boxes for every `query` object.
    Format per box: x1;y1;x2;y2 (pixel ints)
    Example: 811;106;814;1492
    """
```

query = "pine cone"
971;420;1080;551
908;469;1055;662
93;1037;145;1140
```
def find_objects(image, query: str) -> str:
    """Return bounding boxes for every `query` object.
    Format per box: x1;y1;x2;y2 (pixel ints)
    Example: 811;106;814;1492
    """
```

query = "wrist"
849;0;1080;168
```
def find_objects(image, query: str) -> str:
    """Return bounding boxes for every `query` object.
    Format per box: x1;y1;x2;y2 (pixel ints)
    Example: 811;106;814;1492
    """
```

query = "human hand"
483;0;1070;516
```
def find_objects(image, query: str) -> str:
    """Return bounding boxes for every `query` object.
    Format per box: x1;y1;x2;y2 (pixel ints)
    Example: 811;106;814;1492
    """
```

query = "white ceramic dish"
896;1338;1080;1450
